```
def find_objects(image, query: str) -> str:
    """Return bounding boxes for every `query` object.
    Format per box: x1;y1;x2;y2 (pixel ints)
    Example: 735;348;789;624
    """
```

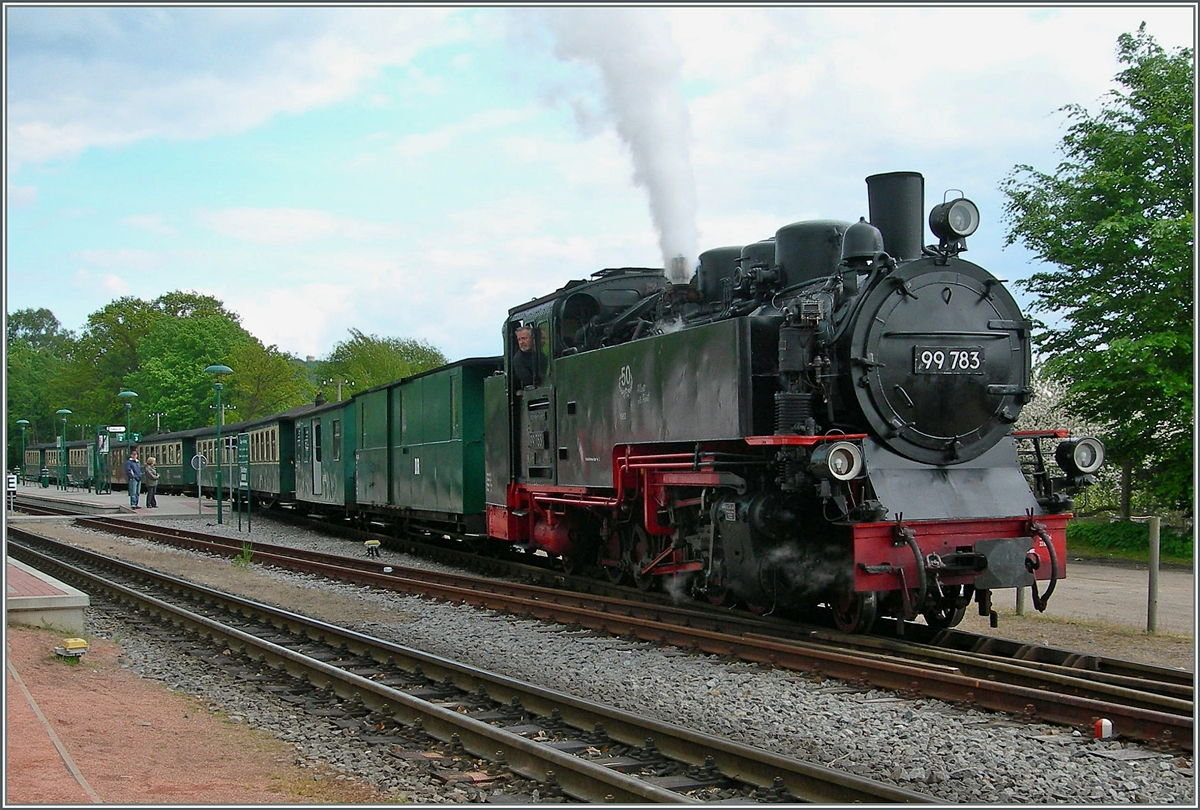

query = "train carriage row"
22;361;498;534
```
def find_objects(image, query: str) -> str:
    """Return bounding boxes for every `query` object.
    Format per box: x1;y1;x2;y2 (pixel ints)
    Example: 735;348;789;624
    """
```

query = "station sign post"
237;432;251;532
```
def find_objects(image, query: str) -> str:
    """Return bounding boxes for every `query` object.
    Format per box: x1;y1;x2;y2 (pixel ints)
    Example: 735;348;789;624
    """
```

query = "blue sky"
5;5;1195;363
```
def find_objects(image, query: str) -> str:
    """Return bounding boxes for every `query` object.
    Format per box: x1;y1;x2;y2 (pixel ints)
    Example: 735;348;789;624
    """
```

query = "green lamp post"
118;390;138;444
16;419;30;484
205;365;233;524
55;409;72;490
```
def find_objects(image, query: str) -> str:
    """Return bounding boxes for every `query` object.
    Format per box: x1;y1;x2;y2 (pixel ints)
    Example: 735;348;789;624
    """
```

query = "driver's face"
516;328;533;351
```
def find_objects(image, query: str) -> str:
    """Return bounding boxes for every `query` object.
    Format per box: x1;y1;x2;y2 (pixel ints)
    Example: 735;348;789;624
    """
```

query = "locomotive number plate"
913;346;984;374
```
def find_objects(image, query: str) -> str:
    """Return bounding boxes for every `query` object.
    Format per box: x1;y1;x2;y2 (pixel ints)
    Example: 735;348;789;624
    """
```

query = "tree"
6;307;74;462
52;292;247;433
55;296;159;430
124;314;256;432
6;307;74;352
315;329;447;395
1000;25;1193;515
225;342;317;420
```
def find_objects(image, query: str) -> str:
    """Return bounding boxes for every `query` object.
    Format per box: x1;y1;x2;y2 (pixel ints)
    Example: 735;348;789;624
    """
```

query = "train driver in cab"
511;323;543;389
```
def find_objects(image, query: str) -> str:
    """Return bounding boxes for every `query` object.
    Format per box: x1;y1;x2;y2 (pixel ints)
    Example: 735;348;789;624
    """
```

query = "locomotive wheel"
922;604;967;629
700;555;730;605
922;585;969;629
602;527;627;584
629;525;655;591
832;590;879;634
561;554;586;576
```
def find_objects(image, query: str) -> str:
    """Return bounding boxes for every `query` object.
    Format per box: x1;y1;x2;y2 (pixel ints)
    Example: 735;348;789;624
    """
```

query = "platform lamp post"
55;409;71;490
16;419;30;485
205;364;233;524
118;390;138;442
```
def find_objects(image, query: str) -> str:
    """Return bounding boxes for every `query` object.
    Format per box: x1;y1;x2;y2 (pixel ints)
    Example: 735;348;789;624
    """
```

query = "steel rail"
20;505;1195;752
42;513;1197;752
8;529;940;804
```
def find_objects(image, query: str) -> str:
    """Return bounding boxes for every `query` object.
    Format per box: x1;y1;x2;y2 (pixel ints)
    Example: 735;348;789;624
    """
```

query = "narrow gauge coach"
26;439;93;488
191;404;315;508
111;427;204;496
293;359;501;535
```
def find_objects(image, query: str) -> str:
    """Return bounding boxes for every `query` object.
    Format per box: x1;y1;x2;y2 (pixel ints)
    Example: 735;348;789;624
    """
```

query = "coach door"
311;419;323;496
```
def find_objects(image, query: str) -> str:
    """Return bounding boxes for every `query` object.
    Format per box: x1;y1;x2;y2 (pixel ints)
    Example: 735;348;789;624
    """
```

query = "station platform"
7;481;231;521
6;558;90;635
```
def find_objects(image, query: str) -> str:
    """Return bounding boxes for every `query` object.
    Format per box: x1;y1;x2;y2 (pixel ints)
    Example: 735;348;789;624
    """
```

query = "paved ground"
1013;557;1194;636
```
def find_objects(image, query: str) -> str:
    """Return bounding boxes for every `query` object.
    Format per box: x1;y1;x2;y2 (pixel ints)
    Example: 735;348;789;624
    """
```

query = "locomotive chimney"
668;254;689;283
865;171;924;261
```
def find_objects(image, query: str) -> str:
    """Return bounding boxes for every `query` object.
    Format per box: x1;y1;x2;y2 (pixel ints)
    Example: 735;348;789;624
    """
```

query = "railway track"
11;506;1194;753
7;529;936;804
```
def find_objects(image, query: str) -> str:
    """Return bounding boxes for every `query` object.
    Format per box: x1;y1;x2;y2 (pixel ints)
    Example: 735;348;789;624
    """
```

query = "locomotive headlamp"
810;441;863;482
929;198;980;240
1055;436;1105;477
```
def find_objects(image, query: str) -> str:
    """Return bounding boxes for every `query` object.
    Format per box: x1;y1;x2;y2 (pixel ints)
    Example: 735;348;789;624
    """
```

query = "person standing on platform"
143;456;160;508
125;449;142;509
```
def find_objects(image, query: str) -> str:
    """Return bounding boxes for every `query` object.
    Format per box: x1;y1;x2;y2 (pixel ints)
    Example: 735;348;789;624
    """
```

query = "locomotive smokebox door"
846;257;1032;466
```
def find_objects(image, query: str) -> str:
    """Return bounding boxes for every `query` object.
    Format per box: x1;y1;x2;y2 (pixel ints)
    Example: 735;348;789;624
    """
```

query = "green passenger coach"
294;397;356;510
354;358;500;533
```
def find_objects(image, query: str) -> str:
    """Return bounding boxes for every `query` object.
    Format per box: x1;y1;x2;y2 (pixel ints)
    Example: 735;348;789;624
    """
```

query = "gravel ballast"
52;514;1198;804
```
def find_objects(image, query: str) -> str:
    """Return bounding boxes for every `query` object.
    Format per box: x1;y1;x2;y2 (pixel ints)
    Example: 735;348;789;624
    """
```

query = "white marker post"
191;455;207;516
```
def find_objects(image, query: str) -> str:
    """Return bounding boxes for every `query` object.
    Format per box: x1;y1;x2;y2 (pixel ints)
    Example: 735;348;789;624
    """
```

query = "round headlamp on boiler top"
929;197;980;241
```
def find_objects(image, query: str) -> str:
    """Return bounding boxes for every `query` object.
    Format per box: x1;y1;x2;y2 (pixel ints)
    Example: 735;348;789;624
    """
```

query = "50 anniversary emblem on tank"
618;364;633;397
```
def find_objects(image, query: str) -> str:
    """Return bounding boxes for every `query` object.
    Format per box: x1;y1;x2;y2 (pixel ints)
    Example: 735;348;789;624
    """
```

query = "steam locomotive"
28;170;1103;634
485;170;1103;632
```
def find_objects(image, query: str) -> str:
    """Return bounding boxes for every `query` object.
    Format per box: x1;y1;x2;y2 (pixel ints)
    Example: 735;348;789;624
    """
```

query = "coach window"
332;420;341;462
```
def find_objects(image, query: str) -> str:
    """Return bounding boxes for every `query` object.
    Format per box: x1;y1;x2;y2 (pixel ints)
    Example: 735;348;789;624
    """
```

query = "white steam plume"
535;8;697;282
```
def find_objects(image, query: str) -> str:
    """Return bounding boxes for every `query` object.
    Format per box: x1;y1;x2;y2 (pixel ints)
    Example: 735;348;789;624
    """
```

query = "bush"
1067;520;1193;562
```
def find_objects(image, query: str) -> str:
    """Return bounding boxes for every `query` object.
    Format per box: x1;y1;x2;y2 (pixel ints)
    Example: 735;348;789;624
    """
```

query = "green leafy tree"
6;307;74;352
315;329;447;395
54;292;247;433
6;340;66;465
6;307;75;462
124;314;256;432
225;342;317;420
1000;25;1193;515
55;296;160;430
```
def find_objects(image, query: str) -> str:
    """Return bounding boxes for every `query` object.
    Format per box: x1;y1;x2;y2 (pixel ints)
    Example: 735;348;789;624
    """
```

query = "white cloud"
74;248;167;272
4;7;465;171
122;214;176;235
6;184;38;207
195;208;406;244
393;107;536;157
231;284;357;359
99;273;130;297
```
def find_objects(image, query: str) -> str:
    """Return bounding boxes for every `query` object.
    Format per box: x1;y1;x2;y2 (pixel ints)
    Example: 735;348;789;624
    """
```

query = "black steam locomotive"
487;171;1104;632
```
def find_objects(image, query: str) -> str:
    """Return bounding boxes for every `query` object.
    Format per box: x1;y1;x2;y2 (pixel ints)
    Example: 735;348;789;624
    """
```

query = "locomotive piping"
1029;521;1059;611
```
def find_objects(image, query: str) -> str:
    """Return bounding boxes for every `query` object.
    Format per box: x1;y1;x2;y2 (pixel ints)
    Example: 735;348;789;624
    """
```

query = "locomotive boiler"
486;171;1104;633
